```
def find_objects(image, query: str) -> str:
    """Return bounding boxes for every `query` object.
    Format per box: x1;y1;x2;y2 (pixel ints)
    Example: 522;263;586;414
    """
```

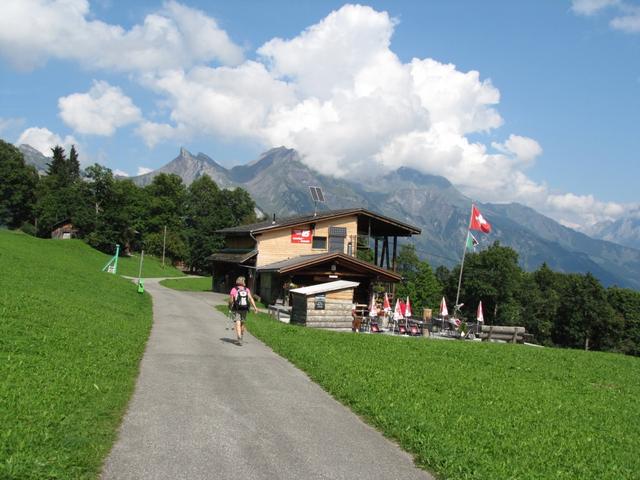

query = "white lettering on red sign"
291;229;312;244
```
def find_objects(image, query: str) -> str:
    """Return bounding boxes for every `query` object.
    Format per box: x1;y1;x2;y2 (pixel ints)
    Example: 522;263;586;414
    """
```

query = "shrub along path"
101;279;432;480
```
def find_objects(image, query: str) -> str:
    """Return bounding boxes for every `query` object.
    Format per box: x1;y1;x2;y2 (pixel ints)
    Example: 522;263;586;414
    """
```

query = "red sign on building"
291;228;312;244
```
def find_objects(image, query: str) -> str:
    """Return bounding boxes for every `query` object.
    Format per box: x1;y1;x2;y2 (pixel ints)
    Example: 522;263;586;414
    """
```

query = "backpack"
234;288;249;311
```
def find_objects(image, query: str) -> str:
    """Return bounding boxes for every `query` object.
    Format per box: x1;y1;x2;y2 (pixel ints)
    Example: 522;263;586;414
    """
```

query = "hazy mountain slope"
489;203;640;287
587;213;640;250
18;144;49;173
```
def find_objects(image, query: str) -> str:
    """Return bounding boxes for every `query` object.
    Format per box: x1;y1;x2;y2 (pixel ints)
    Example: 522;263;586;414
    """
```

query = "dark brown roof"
216;208;421;237
256;252;402;282
207;249;257;264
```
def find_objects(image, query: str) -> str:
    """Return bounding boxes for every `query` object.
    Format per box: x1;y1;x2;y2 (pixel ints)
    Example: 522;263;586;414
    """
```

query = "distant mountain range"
17;142;640;290
126;146;640;290
585;211;640;250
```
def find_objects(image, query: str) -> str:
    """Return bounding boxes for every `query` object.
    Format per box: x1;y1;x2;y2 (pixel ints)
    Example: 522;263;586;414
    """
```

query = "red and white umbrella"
369;294;377;318
393;298;403;320
405;296;412;318
476;301;484;323
439;296;449;317
383;292;391;312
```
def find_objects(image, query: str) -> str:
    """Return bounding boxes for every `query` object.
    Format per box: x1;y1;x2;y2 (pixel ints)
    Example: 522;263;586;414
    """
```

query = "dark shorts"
232;309;248;322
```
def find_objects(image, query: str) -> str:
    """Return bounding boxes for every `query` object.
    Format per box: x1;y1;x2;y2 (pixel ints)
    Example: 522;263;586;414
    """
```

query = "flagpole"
455;203;474;316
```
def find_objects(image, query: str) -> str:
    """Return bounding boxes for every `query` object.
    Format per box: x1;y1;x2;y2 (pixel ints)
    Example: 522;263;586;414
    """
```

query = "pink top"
230;286;251;297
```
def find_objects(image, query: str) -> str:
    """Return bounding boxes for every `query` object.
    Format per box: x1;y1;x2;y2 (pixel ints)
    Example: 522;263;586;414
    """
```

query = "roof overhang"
257;252;402;282
207;249;257;264
216;208;421;237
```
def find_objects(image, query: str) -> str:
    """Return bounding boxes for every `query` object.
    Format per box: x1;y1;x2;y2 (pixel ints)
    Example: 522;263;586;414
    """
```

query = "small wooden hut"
290;280;359;329
51;219;77;239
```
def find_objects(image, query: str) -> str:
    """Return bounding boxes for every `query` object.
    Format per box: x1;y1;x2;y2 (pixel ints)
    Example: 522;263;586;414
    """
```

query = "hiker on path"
229;276;258;344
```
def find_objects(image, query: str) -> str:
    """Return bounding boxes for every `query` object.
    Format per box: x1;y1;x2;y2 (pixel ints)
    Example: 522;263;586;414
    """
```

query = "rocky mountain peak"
131;147;232;187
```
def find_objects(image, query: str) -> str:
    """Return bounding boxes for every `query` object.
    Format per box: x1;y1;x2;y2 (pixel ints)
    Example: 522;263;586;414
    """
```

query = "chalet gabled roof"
256;252;402;282
216;208;421;237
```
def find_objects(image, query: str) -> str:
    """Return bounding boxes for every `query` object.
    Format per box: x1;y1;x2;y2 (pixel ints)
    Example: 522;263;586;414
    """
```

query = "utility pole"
161;225;167;268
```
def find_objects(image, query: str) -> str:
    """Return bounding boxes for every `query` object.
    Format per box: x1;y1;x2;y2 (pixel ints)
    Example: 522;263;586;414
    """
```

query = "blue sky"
0;0;638;229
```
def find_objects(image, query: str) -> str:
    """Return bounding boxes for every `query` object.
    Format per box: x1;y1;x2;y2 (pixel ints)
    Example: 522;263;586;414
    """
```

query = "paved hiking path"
101;279;433;480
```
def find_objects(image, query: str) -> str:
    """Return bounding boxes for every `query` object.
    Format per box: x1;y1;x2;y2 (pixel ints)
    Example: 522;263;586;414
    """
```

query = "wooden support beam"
392;236;397;272
374;237;379;266
384;236;390;269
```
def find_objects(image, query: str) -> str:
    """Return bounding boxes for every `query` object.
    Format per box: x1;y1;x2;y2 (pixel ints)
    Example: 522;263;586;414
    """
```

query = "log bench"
480;325;526;344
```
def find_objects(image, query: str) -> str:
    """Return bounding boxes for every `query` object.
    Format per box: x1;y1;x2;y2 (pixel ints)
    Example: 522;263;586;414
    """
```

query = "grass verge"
159;276;211;291
0;231;152;479
227;307;640;480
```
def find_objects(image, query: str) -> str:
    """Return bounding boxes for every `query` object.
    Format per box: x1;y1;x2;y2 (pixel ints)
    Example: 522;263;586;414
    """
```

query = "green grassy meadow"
233;308;640;480
0;231;153;479
159;276;211;291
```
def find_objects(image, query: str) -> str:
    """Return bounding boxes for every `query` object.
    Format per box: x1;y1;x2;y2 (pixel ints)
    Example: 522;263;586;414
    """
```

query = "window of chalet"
328;226;347;253
312;236;327;249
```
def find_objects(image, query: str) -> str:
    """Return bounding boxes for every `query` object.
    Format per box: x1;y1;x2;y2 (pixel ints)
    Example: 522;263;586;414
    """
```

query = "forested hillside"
1;140;255;272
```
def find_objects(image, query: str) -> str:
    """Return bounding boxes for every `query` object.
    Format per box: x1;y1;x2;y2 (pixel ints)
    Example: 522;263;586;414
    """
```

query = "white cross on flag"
470;205;492;234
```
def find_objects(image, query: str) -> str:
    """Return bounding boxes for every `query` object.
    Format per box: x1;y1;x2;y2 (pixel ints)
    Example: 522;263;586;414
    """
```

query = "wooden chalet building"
210;208;421;305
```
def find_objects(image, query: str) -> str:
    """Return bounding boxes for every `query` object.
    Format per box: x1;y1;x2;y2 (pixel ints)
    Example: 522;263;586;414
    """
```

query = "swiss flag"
470;205;491;234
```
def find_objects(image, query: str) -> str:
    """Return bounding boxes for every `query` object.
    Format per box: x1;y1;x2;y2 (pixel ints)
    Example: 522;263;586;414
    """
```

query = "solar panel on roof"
309;186;325;203
309;186;319;202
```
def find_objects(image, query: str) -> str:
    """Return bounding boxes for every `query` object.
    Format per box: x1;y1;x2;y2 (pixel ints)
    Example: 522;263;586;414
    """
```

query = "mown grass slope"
238;309;640;480
0;230;152;479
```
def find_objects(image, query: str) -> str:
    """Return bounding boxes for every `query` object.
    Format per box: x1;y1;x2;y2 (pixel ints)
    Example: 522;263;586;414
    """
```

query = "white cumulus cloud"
571;0;620;15
136;121;184;148
113;169;129;177
138;4;532;205
59;80;141;135
16;127;78;156
0;0;243;72
546;192;627;228
610;6;640;32
492;134;542;165
572;0;640;34
137;166;153;175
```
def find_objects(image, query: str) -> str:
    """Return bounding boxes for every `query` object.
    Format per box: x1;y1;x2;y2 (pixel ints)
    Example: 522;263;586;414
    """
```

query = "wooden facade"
290;281;358;329
256;215;358;266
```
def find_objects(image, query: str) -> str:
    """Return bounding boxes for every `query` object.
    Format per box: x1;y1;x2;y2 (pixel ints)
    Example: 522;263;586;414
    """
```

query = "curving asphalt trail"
101;278;433;480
